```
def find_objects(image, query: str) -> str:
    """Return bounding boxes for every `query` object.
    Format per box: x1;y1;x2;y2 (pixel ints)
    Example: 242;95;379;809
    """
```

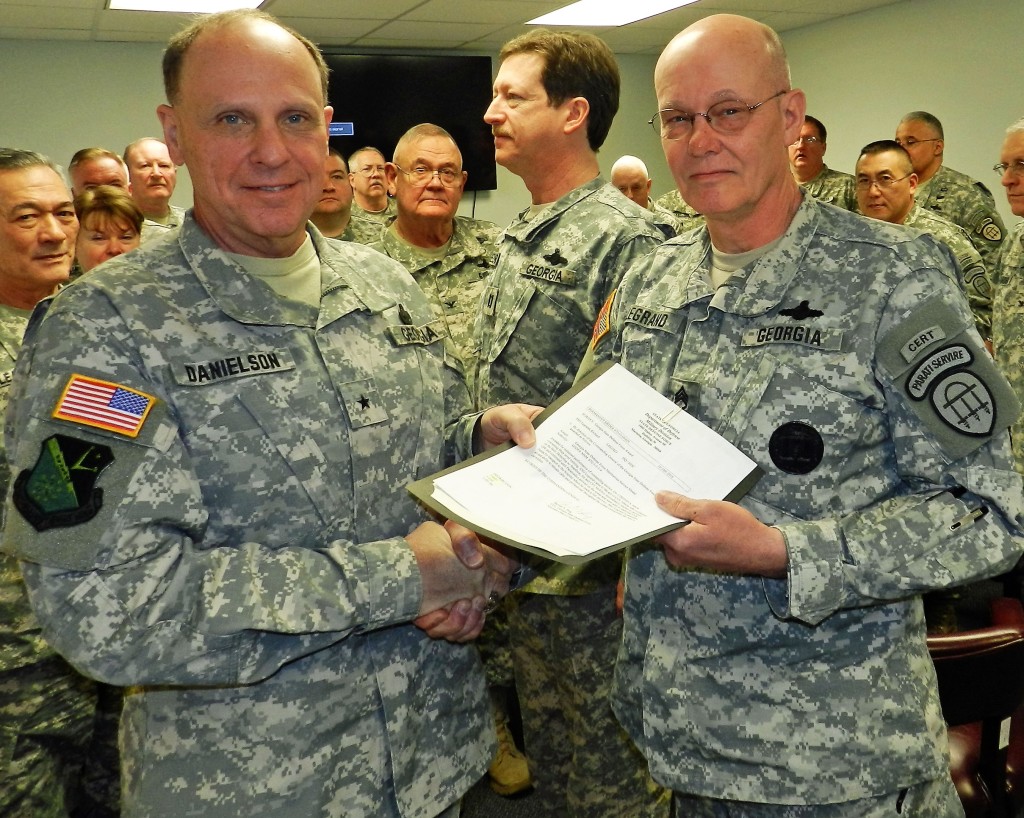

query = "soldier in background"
1;12;520;818
610;155;681;234
123;137;183;244
855;139;991;339
0;148;111;818
992;116;1024;475
896;110;1005;268
653;187;704;233
348;145;397;226
310;147;381;243
477;28;671;818
372;122;529;796
788;114;857;211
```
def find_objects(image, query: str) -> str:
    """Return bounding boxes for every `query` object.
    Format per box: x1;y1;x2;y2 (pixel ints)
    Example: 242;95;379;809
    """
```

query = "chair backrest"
930;626;1024;726
928;597;1024;817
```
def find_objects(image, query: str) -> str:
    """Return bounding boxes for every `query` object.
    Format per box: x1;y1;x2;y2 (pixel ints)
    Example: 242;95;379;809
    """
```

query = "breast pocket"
721;352;890;521
483;283;583;403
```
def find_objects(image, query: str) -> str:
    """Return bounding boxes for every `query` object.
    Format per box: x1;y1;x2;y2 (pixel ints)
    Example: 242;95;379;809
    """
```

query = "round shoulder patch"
979;218;1003;243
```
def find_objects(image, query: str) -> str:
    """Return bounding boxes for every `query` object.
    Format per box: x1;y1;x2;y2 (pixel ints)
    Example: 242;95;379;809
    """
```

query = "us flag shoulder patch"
591;288;616;349
52;375;156;438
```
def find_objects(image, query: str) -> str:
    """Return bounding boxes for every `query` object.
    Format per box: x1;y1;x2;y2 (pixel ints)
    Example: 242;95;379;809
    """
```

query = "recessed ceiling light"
108;0;261;12
527;0;697;27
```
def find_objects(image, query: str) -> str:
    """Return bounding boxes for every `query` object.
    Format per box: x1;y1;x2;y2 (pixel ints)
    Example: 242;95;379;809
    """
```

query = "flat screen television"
320;52;497;192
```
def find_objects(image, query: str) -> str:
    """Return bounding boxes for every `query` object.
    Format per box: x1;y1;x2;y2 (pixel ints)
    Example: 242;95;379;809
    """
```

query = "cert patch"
53;374;155;438
13;435;113;531
877;297;1020;459
768;422;823;475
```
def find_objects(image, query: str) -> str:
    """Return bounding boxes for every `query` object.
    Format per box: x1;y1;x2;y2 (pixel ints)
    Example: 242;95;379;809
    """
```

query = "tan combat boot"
488;716;533;796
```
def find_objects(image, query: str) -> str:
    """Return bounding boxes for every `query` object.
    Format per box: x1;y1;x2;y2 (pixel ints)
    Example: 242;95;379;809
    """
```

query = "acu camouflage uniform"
472;177;671;818
1;216;491;818
353;197;397;229
371;215;501;399
656;188;706;233
138;204;185;246
904;202;993;339
369;215;516;691
797;164;857;212
916;164;1005;269
993;220;1024;475
0;304;102;818
340;213;385;245
589;195;1024;807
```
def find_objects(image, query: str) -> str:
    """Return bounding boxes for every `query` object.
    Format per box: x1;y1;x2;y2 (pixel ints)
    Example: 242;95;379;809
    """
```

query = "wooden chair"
928;597;1024;817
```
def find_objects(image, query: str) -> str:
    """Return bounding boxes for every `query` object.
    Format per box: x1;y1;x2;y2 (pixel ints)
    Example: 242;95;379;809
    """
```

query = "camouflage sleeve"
964;197;1007;269
773;253;1024;625
2;294;426;688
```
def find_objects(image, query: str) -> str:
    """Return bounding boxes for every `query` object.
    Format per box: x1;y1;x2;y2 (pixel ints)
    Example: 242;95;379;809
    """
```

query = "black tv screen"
321;53;497;192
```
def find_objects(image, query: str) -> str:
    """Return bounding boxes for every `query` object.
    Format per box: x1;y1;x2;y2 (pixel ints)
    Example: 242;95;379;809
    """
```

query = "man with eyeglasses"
373;124;501;415
896;111;1005;268
573;13;1023;816
476;27;672;818
347;145;396;226
371;123;529;798
788;115;857;211
855;139;991;341
992;117;1024;475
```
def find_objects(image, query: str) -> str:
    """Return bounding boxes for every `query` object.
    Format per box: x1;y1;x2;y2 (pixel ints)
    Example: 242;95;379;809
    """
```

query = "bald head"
653;14;803;251
610;155;652;208
656;14;790;97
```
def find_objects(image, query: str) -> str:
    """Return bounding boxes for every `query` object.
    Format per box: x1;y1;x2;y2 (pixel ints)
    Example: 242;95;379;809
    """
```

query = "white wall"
1;0;1019;228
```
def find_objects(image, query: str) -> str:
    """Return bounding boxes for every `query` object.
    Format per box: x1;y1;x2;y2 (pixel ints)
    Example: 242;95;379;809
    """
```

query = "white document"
409;362;762;564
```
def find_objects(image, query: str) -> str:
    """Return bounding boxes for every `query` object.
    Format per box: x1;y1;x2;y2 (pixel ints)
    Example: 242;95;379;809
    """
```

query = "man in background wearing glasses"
347;145;396;226
582;13;1024;815
373;123;530;798
855;139;990;341
787;114;857;211
373;124;501;400
896;111;1005;269
992;117;1024;476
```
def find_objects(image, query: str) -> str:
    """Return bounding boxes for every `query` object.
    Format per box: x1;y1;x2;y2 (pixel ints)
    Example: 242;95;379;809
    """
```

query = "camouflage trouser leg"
475;594;515;689
0;664;97;818
508;589;670;818
672;775;964;818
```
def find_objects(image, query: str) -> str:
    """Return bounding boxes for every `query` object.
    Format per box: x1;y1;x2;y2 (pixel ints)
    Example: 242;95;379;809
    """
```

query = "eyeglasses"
792;136;821;146
894;137;939;148
351;164;386;177
393;164;462;187
855;173;912;191
649;90;788;140
994;160;1024;179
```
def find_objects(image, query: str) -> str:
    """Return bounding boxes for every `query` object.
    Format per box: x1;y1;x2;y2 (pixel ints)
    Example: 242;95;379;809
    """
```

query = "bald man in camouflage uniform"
477;29;671;818
587;15;1024;816
992;117;1024;476
1;12;518;818
897;111;1006;270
